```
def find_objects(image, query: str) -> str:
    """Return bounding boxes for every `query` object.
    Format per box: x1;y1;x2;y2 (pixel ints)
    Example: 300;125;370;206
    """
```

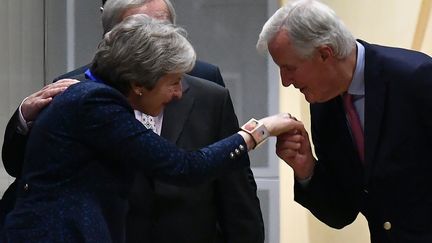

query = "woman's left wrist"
240;118;270;149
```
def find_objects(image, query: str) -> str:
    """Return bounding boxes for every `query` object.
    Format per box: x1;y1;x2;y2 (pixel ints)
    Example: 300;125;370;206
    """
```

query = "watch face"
243;119;259;132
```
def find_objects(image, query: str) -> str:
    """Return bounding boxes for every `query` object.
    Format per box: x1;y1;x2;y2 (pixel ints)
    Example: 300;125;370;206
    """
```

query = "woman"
1;15;303;242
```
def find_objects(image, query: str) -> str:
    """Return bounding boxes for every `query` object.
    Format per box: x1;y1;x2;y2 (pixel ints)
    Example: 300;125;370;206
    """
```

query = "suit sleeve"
293;161;360;229
52;65;89;82
78;86;249;185
2;109;28;177
213;89;265;243
212;66;225;87
293;101;361;229
412;62;432;129
188;60;226;87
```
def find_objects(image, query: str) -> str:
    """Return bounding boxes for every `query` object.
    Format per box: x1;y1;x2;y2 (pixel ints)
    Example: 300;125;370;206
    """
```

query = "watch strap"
240;118;270;149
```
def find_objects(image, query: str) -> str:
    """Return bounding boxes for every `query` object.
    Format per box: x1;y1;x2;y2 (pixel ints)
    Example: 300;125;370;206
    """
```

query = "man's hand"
21;79;79;121
276;128;315;180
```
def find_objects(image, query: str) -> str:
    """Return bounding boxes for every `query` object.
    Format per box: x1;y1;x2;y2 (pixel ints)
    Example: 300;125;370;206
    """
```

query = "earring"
135;89;143;96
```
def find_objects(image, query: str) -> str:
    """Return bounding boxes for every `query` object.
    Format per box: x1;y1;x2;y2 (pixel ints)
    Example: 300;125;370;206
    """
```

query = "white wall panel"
0;0;45;195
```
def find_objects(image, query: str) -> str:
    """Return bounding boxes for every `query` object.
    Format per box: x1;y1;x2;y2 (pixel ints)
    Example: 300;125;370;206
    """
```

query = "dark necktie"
343;93;365;163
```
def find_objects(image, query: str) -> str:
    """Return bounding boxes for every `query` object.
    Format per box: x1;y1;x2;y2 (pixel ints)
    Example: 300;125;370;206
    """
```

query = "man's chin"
303;93;315;103
306;95;335;104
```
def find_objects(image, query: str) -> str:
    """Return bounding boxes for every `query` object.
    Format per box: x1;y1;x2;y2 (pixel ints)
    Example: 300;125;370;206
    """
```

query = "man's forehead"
270;29;291;46
122;1;170;22
268;32;291;57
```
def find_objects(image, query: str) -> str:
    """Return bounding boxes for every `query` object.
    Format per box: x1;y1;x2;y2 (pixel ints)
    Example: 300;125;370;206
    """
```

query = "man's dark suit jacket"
53;60;225;88
294;40;432;243
126;76;263;243
1;61;264;242
1;80;249;242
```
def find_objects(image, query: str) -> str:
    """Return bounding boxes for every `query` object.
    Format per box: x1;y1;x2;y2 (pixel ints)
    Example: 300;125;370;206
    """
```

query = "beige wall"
279;0;431;242
419;1;432;55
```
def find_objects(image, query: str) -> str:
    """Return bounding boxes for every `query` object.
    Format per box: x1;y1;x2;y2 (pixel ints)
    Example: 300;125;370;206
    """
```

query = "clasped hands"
260;113;315;181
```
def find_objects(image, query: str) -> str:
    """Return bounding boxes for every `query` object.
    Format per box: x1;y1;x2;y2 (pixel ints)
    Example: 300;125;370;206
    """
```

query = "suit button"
239;144;245;151
23;183;29;191
383;221;391;230
235;148;241;155
229;152;235;159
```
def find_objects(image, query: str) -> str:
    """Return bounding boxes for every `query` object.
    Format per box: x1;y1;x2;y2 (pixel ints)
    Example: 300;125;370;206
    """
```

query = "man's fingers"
276;147;298;163
276;133;303;163
276;138;301;150
35;80;79;98
39;87;68;99
278;133;304;141
52;79;80;88
55;78;79;83
276;147;298;158
21;97;53;121
287;119;306;133
33;98;53;109
40;79;79;91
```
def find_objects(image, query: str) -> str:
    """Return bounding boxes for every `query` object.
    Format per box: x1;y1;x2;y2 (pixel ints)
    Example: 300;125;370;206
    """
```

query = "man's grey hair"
91;14;196;94
102;0;176;34
257;0;355;59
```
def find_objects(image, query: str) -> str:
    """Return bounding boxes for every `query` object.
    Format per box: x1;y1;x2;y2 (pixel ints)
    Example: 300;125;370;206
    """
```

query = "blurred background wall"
0;1;430;242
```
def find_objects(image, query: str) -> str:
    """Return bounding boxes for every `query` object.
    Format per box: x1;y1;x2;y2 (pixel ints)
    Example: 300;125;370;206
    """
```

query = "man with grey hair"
1;0;264;242
257;0;432;242
56;0;224;87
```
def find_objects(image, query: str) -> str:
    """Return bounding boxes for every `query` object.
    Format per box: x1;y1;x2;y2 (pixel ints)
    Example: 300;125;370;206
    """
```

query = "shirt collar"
347;41;365;96
85;69;105;84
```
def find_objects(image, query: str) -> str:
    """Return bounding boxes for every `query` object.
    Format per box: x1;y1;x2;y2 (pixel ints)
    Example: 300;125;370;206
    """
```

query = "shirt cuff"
296;173;313;188
17;98;31;135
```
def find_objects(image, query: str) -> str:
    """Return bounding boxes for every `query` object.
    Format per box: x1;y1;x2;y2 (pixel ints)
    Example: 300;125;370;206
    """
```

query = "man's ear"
317;45;334;62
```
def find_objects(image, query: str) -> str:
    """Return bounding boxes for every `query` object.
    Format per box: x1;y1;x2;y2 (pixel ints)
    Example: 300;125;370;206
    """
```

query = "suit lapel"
311;98;365;183
363;42;388;168
160;78;194;143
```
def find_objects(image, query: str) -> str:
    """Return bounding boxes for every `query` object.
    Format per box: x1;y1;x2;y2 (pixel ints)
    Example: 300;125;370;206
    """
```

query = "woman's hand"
238;113;306;152
259;113;303;136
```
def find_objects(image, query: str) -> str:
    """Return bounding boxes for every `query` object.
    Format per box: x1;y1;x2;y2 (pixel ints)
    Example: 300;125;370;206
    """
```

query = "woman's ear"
131;83;143;96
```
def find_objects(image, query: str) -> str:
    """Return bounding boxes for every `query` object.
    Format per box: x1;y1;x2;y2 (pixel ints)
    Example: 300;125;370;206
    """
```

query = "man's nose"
281;76;294;87
280;70;294;87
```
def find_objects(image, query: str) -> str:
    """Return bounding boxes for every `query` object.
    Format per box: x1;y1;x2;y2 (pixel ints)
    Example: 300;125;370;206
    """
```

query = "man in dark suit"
104;2;263;242
257;0;432;242
1;0;264;242
127;74;264;243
